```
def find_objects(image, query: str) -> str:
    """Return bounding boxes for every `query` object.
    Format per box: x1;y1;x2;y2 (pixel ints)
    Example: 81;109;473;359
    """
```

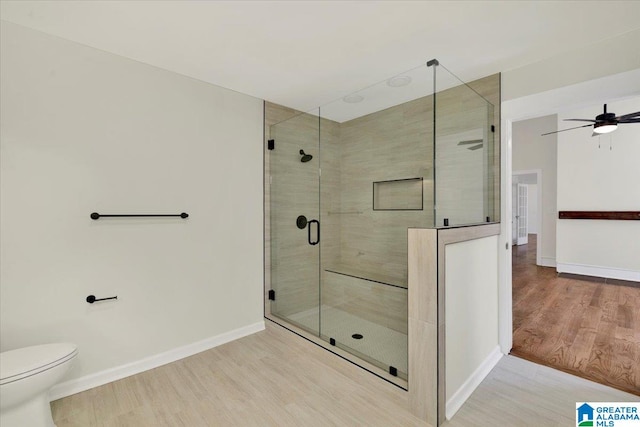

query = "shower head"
299;149;313;163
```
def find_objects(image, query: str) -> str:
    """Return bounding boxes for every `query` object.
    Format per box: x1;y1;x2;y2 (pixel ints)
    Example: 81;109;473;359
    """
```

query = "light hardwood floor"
512;234;640;396
52;321;637;426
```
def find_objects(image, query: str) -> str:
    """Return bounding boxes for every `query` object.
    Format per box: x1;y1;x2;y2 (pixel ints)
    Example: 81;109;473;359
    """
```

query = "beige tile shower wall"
322;271;408;334
264;102;302;316
434;74;501;226
435;125;486;225
337;96;435;287
334;73;499;290
264;102;341;318
270;112;319;317
320;115;342;271
468;74;501;222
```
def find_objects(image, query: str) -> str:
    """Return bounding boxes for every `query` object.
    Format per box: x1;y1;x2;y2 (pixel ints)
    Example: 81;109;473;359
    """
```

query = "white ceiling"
2;1;640;113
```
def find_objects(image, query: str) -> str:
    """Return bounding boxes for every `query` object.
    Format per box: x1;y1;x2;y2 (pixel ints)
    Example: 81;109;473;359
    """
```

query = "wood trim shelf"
558;211;640;220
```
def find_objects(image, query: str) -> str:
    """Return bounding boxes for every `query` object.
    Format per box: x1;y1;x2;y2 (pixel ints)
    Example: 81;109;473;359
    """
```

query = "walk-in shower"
265;60;500;389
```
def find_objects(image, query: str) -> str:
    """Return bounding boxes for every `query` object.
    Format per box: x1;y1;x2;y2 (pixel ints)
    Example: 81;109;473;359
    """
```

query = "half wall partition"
265;61;500;396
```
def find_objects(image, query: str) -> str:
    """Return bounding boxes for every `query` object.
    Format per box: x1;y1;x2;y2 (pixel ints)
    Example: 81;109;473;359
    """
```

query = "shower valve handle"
296;215;308;229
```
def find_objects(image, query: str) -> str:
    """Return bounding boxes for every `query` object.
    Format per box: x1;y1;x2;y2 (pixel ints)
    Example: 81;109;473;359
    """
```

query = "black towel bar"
90;212;188;220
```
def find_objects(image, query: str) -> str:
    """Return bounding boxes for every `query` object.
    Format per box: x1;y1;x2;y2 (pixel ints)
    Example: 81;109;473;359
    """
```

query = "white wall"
502;29;640;101
445;235;500;419
556;97;640;281
527;184;538;234
512;115;557;266
0;21;264;389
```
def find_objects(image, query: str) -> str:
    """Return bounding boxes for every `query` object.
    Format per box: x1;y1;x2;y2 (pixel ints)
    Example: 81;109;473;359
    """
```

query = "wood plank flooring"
52;323;427;427
51;321;637;426
511;234;640;396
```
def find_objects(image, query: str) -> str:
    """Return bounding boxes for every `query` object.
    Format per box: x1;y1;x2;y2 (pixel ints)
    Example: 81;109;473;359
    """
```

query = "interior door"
269;110;321;334
516;183;529;245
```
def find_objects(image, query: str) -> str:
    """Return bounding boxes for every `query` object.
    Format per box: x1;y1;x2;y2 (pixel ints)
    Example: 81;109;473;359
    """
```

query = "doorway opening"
505;97;640;396
512;170;542;266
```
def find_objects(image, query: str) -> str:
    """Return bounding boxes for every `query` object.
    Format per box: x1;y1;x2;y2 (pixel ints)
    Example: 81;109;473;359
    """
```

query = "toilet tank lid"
0;343;78;382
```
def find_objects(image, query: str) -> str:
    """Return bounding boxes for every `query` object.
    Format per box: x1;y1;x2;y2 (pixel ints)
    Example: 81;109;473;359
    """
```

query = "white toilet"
0;343;78;427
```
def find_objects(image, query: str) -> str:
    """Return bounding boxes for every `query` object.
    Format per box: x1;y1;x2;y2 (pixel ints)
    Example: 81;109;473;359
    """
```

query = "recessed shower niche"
264;60;500;403
373;177;424;211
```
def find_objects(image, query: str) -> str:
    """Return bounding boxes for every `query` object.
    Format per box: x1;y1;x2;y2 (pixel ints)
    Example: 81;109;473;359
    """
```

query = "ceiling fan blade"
468;144;483;151
615;111;640;120
541;123;592;136
619;118;640;123
458;139;483;145
564;118;597;122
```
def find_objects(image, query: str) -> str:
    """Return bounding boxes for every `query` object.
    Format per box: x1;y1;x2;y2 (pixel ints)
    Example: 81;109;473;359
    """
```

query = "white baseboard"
539;257;556;268
556;262;640;282
49;321;265;401
446;345;503;420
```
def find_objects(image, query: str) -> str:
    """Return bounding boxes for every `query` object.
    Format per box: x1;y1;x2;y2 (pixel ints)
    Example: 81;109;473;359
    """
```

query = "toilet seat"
0;344;78;386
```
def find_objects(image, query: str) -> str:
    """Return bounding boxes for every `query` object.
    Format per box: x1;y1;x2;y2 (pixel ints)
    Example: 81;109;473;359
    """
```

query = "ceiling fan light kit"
593;123;617;134
541;104;640;136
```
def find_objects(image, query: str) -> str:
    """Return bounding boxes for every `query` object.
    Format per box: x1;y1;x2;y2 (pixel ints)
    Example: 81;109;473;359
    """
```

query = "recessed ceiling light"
387;76;412;87
343;94;364;103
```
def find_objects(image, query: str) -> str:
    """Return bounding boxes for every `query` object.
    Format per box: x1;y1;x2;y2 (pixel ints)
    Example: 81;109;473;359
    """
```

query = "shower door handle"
308;220;320;246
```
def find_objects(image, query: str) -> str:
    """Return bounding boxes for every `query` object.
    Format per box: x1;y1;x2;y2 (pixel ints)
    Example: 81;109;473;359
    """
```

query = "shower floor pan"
289;305;408;377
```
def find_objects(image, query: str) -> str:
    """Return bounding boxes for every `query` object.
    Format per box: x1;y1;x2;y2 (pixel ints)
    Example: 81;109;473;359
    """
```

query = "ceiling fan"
541;104;640;137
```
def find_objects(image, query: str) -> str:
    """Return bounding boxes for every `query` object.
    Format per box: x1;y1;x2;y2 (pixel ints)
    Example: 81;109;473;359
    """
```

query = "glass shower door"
269;110;321;334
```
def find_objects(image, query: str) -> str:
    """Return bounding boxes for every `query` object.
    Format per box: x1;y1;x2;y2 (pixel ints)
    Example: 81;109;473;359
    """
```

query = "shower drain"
351;333;363;340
